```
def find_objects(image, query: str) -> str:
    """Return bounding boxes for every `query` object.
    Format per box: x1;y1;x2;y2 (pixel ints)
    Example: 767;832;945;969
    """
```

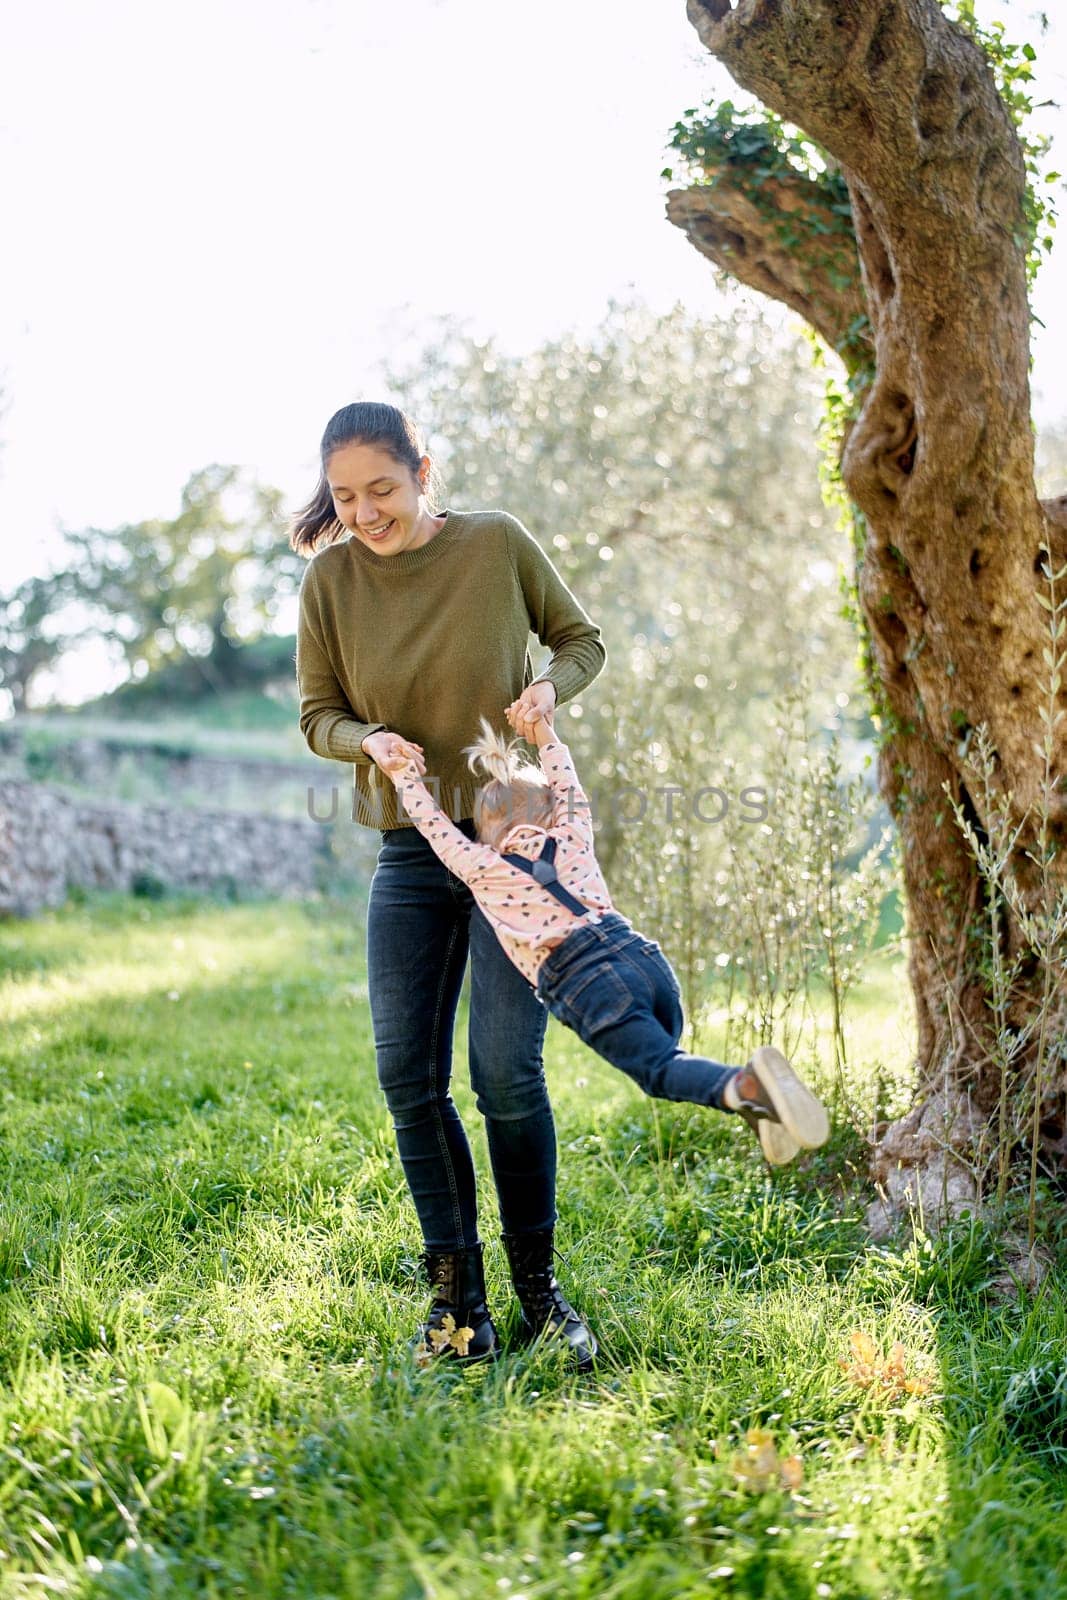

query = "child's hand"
364;731;426;778
505;681;557;743
528;709;557;748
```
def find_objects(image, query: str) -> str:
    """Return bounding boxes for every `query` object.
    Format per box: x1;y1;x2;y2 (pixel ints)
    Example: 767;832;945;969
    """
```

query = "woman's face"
326;441;437;557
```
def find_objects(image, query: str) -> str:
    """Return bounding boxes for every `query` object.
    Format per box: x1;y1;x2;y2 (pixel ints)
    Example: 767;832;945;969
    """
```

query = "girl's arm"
528;716;595;846
386;763;500;885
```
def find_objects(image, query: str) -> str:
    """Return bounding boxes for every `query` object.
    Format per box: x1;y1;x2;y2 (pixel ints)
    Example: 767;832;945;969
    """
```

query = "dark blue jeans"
535;912;735;1109
366;820;556;1252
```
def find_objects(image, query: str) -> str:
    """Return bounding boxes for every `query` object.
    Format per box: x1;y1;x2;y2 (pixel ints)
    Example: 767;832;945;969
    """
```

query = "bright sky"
2;0;1065;619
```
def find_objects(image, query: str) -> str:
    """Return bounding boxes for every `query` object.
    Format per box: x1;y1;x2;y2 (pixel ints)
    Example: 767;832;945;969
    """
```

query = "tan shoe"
731;1047;830;1166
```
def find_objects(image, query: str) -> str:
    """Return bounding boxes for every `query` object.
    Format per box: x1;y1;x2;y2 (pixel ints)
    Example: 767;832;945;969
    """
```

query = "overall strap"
502;836;591;917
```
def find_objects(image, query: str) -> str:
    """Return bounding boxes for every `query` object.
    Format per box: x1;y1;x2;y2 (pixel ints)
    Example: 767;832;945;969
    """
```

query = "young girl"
380;712;830;1174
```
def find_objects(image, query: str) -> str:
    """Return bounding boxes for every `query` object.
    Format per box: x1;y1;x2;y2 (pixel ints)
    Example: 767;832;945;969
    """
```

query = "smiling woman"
288;403;446;559
326;445;441;557
288;399;607;1372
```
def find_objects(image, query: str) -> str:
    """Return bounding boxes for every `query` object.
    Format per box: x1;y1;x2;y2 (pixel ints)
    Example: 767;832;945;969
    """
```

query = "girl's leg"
544;927;736;1109
540;922;827;1161
366;828;478;1252
465;899;557;1236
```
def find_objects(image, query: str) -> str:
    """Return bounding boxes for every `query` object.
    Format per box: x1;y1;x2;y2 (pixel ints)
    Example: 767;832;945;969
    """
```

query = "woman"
291;401;606;1368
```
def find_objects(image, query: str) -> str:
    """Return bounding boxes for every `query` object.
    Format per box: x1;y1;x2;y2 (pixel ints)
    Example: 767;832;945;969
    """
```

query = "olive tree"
667;0;1066;1217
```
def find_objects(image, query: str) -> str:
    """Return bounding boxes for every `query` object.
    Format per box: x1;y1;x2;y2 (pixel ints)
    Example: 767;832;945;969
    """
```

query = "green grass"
12;695;306;762
3;704;336;819
1;896;1066;1599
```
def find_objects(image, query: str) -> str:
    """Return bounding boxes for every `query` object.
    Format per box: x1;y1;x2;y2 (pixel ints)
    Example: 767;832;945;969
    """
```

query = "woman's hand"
362;730;426;778
505;680;557;743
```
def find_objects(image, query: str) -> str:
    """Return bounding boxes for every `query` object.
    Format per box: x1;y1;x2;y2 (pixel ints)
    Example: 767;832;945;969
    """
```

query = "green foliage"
668;98;841;186
1002;1356;1067;1460
0;572;81;715
101;631;299;712
603;674;895;1108
130;871;168;900
666;104;868;370
709;687;896;1084
665;102;875;753
11;700;307;763
58;465;299;695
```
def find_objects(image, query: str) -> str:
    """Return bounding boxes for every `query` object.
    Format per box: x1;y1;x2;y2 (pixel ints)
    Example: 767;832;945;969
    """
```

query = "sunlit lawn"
1;894;1065;1598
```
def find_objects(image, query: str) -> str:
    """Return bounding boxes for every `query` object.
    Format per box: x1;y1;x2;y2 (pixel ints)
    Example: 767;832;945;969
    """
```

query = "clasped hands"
364;681;558;779
505;679;557;745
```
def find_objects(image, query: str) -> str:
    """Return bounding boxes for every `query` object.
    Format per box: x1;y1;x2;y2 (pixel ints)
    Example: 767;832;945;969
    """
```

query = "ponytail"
462;717;554;848
463;718;524;785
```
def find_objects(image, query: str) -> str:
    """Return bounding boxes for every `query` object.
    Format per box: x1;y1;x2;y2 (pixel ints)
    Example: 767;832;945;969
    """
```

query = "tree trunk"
670;0;1067;1221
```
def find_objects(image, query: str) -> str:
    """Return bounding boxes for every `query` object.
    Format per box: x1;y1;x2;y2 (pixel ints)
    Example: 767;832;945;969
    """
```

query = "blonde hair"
462;716;554;850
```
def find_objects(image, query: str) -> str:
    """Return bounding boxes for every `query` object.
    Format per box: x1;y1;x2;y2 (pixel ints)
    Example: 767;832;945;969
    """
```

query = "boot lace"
421;1251;457;1307
510;1243;573;1324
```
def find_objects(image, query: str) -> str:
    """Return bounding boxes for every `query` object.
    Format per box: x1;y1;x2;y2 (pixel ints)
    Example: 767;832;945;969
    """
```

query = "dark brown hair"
288;401;444;557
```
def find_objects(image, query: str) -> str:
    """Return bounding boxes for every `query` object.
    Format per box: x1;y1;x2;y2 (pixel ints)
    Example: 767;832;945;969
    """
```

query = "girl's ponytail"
462;717;554;849
463;718;522;785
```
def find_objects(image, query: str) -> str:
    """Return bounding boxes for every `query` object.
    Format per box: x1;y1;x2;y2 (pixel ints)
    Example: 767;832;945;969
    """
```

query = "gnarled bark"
666;170;871;362
672;0;1067;1219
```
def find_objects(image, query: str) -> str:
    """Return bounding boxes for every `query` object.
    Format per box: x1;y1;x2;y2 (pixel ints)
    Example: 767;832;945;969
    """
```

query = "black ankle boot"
502;1228;598;1371
412;1242;499;1365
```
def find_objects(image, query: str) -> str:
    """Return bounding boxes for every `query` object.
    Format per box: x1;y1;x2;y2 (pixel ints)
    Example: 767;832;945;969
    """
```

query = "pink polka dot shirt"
390;739;615;987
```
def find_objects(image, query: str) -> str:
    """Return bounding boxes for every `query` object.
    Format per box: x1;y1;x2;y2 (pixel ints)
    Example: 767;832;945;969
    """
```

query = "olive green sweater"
296;509;606;830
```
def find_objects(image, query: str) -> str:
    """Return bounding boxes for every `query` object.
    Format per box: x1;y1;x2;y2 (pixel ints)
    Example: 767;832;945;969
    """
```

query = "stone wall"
0;779;333;918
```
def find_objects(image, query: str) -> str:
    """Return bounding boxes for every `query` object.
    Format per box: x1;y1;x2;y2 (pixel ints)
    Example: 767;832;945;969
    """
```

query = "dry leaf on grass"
839;1330;931;1398
730;1429;805;1494
417;1312;476;1361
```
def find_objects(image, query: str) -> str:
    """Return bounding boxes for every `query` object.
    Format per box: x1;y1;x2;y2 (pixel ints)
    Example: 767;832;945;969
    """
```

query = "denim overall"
503;838;734;1110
